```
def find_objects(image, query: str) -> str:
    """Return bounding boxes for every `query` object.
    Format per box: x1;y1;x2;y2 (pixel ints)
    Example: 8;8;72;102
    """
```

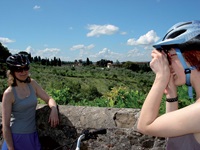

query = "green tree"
0;42;11;63
86;58;90;65
58;58;62;66
122;61;139;71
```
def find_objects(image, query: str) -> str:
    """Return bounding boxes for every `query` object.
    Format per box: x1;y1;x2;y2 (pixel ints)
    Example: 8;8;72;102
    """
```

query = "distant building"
107;62;113;68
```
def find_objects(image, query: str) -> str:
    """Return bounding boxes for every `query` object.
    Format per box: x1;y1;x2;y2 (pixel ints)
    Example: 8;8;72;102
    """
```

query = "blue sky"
1;0;200;62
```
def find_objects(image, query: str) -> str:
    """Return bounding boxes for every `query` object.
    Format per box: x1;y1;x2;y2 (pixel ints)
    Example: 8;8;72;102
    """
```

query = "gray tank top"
10;83;38;134
166;134;200;150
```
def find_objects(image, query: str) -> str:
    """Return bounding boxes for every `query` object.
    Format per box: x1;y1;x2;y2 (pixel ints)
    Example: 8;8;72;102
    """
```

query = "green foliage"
178;85;194;108
80;85;102;101
0;44;193;114
122;61;151;72
0;79;7;100
0;62;194;115
48;87;70;105
102;86;146;108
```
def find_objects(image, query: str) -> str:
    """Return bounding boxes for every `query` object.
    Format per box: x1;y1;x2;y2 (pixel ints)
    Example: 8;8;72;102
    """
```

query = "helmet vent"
176;22;192;28
166;29;186;39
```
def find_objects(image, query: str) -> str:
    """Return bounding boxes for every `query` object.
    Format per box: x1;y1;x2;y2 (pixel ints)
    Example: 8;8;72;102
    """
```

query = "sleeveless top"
166;134;200;150
10;83;38;134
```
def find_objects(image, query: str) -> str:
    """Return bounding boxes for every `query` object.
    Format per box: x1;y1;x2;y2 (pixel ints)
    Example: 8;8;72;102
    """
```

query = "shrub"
48;87;71;105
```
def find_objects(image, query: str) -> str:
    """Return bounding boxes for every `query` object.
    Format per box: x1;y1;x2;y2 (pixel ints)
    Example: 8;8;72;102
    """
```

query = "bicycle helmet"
153;20;200;99
6;53;31;84
153;20;200;50
6;53;30;68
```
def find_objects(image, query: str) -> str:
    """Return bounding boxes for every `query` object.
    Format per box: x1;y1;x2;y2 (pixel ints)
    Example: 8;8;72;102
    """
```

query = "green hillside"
0;62;192;114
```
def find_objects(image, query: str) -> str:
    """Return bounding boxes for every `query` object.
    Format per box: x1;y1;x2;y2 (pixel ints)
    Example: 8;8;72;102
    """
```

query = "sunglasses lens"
23;66;30;71
14;66;30;72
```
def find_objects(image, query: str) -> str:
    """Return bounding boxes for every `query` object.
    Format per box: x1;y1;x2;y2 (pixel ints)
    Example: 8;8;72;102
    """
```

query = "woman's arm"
31;79;59;127
137;74;167;135
165;74;178;113
2;87;15;150
137;50;170;135
137;50;200;137
166;100;178;113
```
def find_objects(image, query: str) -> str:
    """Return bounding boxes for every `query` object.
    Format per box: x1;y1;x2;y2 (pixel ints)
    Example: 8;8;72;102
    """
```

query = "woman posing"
2;53;59;150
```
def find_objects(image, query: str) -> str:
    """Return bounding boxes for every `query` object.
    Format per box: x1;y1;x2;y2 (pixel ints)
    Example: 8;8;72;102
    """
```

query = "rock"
0;104;166;150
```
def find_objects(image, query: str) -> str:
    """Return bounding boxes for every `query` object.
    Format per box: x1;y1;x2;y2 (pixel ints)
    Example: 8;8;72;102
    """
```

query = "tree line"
0;42;151;72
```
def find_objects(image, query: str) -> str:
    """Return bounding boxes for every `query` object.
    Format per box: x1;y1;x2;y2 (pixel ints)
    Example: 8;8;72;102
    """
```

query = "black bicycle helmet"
6;53;30;68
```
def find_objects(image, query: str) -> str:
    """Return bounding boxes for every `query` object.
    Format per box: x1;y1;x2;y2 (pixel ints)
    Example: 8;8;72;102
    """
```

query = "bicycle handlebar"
90;128;107;135
75;128;107;150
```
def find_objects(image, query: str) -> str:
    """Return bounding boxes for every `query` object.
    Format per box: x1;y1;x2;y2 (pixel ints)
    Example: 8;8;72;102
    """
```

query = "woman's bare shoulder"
3;86;13;95
30;78;39;85
30;78;41;91
3;86;14;103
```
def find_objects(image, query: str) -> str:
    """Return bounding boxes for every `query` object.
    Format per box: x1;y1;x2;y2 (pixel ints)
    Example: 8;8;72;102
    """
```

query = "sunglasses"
13;66;30;72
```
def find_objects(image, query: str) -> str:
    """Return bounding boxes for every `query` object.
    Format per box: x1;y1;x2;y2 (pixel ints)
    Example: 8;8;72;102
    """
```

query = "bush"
48;87;70;105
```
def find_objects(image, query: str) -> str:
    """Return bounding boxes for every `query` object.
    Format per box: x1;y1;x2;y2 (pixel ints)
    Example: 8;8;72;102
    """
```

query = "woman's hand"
48;106;59;128
150;50;170;85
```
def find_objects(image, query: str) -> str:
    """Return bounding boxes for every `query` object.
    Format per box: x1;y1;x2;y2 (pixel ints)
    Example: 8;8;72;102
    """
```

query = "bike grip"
91;128;107;135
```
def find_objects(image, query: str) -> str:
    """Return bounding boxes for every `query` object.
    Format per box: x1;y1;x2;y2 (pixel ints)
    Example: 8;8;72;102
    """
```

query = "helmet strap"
15;77;29;83
175;48;196;99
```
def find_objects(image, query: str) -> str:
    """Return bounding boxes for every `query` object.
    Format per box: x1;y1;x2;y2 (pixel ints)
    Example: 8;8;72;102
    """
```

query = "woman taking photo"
137;20;200;149
2;53;59;150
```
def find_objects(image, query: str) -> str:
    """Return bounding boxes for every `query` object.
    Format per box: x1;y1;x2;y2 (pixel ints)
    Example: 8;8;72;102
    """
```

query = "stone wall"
0;104;166;150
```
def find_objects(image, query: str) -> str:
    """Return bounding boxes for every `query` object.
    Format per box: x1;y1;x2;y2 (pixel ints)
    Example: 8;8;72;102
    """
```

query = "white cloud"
127;30;160;46
26;46;35;54
89;48;123;61
86;24;119;37
88;47;150;62
24;46;60;59
38;48;60;59
69;42;152;62
70;45;85;51
70;44;95;59
25;46;72;61
127;49;142;57
120;31;127;35
0;37;15;46
43;48;60;53
126;48;152;62
8;49;19;55
70;44;95;51
33;5;41;10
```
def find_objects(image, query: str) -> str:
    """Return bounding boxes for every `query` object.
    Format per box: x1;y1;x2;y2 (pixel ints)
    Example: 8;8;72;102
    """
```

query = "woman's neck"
16;80;27;88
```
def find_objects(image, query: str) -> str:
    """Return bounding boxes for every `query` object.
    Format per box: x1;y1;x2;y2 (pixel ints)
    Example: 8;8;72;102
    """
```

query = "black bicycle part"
53;128;107;150
81;128;107;141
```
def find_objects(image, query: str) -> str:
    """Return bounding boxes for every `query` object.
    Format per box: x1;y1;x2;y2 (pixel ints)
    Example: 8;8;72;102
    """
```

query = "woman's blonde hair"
7;70;31;86
7;70;16;86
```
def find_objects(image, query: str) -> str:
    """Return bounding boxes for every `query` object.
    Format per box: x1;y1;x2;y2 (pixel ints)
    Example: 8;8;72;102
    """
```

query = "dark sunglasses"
13;66;30;72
